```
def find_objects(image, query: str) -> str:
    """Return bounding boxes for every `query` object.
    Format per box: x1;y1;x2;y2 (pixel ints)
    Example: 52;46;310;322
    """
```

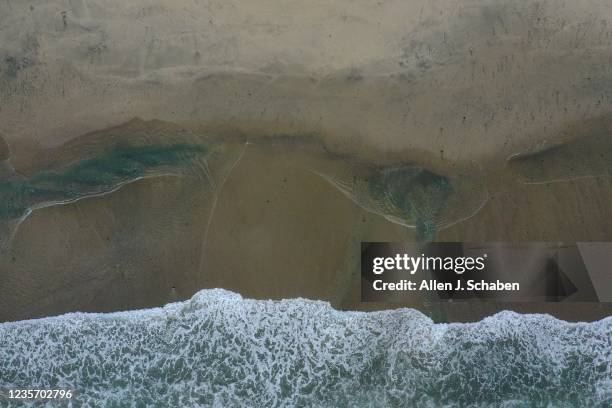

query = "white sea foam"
0;289;611;407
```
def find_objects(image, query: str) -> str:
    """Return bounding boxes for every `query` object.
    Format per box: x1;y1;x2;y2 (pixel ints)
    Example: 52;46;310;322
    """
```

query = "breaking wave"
1;289;611;407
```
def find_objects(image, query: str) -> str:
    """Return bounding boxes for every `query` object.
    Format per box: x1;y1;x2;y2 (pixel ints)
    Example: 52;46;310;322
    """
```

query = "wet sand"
0;119;611;322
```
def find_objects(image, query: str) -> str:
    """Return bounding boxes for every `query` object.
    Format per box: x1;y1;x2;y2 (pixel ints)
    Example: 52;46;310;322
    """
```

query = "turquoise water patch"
0;143;209;222
0;289;610;407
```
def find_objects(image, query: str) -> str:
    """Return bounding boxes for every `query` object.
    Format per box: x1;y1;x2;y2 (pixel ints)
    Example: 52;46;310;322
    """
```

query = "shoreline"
1;287;611;325
1;127;611;322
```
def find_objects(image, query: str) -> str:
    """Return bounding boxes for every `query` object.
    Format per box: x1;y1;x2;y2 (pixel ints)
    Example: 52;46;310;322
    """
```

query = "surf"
0;288;610;407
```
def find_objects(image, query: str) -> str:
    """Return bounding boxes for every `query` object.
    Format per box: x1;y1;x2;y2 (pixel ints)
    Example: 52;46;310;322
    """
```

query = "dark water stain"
3;55;35;79
508;131;612;184
367;166;454;240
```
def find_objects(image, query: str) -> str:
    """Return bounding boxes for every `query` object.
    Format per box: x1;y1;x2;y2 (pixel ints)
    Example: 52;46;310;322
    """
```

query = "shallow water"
0;288;610;407
0;143;209;220
314;163;488;241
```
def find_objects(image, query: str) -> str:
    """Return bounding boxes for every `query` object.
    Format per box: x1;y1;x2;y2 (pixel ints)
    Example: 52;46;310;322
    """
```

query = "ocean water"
0;289;611;407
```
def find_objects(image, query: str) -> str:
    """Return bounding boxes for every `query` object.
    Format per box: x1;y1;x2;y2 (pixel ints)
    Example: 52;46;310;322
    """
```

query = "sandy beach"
2;1;612;166
0;0;612;322
0;119;610;322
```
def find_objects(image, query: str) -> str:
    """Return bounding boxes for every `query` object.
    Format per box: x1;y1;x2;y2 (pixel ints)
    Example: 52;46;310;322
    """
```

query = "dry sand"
2;0;612;166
